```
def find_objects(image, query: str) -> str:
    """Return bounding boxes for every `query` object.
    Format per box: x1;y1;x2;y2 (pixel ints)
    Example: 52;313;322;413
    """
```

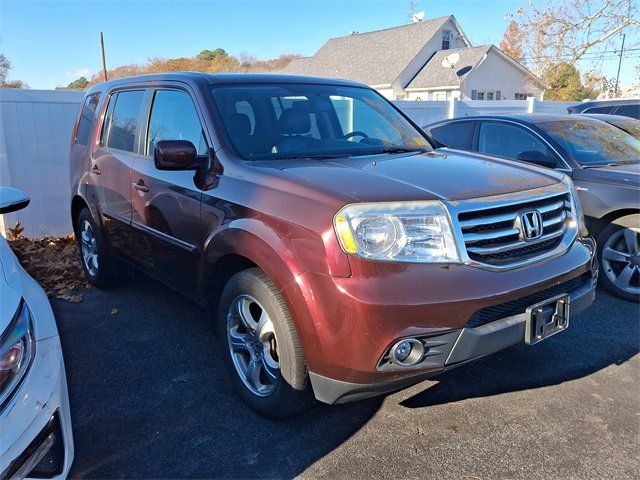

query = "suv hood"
572;162;640;187
271;150;563;203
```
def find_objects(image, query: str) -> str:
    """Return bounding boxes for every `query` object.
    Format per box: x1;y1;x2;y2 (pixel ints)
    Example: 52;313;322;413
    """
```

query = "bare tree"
508;0;639;76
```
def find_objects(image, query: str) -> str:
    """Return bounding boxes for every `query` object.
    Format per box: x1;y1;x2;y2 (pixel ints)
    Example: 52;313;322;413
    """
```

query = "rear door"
90;89;147;252
128;87;208;295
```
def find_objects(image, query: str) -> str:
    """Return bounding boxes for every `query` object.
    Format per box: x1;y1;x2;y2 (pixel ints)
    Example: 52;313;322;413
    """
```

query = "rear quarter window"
75;94;100;146
428;121;475;150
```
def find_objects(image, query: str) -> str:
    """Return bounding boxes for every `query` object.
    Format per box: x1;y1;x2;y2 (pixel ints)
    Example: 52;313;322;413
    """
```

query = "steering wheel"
343;131;369;141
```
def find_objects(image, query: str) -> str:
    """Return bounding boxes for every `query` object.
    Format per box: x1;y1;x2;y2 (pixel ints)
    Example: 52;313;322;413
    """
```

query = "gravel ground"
52;278;639;479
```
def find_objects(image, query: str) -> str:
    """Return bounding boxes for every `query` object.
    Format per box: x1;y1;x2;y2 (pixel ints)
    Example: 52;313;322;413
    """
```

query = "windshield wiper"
272;152;353;161
582;162;621;168
360;147;429;155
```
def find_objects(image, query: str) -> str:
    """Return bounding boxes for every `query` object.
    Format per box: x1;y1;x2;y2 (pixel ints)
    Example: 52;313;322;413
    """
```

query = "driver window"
147;89;208;156
478;122;556;164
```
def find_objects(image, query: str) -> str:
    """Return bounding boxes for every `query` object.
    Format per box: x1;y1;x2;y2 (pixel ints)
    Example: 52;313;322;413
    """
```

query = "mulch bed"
8;235;90;302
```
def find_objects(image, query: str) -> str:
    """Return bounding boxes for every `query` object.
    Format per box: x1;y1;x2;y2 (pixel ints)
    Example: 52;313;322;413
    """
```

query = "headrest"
229;113;251;135
279;109;311;135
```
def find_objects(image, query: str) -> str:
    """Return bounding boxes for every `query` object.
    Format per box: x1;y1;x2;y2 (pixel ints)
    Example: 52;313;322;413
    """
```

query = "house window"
515;93;533;100
486;91;494;100
433;91;446;101
442;30;451;50
476;91;485;100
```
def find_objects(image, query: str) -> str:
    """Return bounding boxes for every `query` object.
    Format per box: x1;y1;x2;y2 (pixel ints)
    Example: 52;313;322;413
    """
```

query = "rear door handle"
91;165;101;175
132;180;149;193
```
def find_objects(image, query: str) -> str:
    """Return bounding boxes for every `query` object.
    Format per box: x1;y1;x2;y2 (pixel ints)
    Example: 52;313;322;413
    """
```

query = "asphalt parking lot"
52;278;639;479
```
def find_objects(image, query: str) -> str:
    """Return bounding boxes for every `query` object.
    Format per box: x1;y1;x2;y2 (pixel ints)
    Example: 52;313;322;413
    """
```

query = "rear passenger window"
105;90;145;152
614;104;640;119
584;106;615;114
429;122;475;150
147;90;208;155
76;94;100;146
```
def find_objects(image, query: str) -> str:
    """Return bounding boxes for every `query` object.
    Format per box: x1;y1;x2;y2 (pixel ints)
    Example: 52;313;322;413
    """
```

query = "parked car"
425;114;639;301
567;99;639;119
579;114;640;139
70;74;597;417
0;187;74;478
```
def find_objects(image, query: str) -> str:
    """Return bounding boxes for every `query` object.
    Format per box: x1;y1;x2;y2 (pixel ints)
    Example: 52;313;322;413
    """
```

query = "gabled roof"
282;16;455;86
407;44;546;90
406;45;491;89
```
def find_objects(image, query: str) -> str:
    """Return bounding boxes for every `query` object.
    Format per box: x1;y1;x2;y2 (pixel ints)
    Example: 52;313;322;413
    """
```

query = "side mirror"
0;187;30;214
154;140;203;171
515;150;557;168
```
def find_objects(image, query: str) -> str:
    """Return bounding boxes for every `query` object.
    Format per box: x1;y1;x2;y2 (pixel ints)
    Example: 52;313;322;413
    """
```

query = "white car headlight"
0;300;34;406
334;201;461;263
562;175;588;237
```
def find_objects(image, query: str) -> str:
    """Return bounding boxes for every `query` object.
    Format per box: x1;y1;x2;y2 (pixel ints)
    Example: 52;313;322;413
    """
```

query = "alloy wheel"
80;219;99;277
226;295;280;397
601;227;640;296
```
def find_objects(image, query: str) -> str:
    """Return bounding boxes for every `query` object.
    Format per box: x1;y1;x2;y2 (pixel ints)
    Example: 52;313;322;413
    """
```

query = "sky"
0;0;637;90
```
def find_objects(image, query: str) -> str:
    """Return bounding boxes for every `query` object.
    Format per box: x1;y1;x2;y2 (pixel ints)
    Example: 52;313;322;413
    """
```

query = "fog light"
391;338;424;367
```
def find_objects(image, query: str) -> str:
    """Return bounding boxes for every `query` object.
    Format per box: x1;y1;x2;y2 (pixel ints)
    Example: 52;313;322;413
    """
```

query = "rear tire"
75;207;121;288
597;223;640;303
217;268;314;418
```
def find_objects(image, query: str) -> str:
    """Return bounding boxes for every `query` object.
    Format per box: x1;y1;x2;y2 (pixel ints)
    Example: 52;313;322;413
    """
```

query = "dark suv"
70;73;597;417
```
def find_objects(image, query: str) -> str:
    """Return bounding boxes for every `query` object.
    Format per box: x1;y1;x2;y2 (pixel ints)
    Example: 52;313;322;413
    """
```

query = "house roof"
406;45;491;89
282;16;454;86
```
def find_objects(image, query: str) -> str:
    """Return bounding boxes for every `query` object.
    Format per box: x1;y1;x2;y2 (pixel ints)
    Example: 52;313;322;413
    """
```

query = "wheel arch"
70;195;90;234
590;209;640;236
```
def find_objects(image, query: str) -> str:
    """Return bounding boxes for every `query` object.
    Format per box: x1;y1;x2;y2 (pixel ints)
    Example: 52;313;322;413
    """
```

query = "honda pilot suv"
70;73;597;417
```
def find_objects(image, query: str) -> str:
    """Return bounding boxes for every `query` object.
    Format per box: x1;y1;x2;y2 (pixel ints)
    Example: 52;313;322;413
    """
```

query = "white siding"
393;18;468;97
463;51;544;100
0;89;84;237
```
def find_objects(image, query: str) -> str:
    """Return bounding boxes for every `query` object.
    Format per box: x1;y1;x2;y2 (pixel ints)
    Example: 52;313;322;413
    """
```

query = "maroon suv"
70;73;597;417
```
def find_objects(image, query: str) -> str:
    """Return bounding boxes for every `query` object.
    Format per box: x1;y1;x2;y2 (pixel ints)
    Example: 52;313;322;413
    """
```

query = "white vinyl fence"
0;88;579;238
0;89;84;237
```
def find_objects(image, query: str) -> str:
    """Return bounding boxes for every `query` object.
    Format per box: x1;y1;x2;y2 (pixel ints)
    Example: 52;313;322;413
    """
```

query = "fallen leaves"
8;234;91;300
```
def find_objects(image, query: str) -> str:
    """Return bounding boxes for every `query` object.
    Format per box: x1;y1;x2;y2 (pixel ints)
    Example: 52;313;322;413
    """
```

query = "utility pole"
614;33;625;98
100;32;108;82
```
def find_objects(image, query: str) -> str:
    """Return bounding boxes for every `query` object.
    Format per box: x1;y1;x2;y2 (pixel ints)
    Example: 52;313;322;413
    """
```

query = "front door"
129;88;208;296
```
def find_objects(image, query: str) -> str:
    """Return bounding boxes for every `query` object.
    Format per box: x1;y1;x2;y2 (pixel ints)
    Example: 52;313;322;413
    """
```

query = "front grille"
458;192;573;266
466;273;589;328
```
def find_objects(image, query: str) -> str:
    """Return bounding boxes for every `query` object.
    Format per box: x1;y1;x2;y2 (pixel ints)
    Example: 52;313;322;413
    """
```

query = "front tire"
597;223;640;302
75;207;121;288
217;268;313;418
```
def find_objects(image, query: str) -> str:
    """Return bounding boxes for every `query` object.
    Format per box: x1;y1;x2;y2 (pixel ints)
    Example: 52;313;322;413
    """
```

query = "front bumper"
284;237;597;404
0;335;74;479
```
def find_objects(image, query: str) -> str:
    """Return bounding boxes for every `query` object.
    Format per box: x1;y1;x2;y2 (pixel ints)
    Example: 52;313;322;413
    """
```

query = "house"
282;15;545;101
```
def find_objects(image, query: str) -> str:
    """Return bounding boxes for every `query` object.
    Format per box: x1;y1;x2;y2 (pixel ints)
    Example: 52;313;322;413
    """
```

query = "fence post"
527;97;536;113
448;97;457;119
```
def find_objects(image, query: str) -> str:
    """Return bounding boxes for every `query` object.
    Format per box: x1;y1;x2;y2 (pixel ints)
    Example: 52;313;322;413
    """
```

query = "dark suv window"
614;104;640;119
478;121;557;164
584;105;615;114
147;89;207;155
429;121;475;150
76;94;100;146
105;90;145;152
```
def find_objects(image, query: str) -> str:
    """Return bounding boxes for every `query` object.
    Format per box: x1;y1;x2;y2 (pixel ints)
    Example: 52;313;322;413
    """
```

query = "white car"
0;187;74;479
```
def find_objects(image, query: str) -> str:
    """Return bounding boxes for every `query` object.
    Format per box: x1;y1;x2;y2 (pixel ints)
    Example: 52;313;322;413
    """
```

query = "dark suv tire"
217;268;313;418
75;207;121;288
597;223;640;303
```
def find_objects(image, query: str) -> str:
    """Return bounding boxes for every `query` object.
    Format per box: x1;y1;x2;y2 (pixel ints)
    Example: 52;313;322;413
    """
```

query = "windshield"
538;119;640;166
609;118;640;140
210;84;431;160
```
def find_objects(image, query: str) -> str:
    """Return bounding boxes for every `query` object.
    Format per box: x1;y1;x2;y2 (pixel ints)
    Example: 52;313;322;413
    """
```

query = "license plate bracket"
525;293;570;345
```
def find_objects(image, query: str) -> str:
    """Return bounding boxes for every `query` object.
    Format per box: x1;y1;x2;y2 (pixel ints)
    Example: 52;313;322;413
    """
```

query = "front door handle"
132;180;149;193
91;165;102;175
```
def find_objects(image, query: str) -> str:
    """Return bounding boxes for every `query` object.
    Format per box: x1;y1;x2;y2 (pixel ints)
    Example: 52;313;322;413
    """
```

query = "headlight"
0;300;34;406
334;201;461;263
562;175;588;237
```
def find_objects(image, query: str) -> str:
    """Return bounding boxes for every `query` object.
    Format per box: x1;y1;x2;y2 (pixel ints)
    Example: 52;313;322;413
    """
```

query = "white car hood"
0;236;23;334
